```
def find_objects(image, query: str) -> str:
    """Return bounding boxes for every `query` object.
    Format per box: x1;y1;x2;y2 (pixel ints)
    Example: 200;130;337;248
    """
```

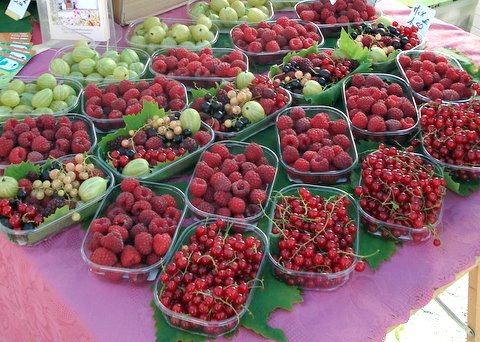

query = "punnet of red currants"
156;219;266;336
355;145;446;245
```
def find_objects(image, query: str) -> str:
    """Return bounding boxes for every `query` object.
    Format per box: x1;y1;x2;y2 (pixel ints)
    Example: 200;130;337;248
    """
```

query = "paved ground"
385;274;469;341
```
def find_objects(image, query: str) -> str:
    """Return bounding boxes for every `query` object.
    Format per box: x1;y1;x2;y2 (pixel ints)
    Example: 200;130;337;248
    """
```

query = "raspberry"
420;51;437;62
219;158;237;176
216;207;231;217
190;177;208;197
146;253;161;266
120;178;140;193
244;170;262;190
71;137;91;154
209;144;230;159
281;134;299;149
310;155;329;172
133;186;154;202
121;245;142;267
153;233;172;257
214;191;232;207
145;136;163;150
89;217;111;235
194;161;214;181
364;75;384;88
244;143;263;162
333;152;353;170
137;209;159;225
13;123;29;136
210;172;231;192
330;119;348;134
385;119;403;131
426;87;443;100
316;146;334;162
86;104;103;118
229;171;243;183
202;151;222;168
100;231;124;253
357;96;375;113
249;189;267;206
8;146;27;164
294;118;311;133
282;145;300;164
367;116;386;132
293;158;310;172
31;136;51;154
409;75;424;92
332;134;351;150
310;113;330;129
387;108;404;120
102;92;117;107
231;180;251;197
228;197;246;215
88;232;104;252
84;84;102;98
118;80;135;95
350;74;365;88
385;95;402;109
125;103;142;115
90;247;117;266
265;40;280;52
3;118;18;131
54;126;72;140
289;107;306;120
107;207;126;222
193;130;212;147
116;192;135;211
443;89;460;101
111;98;127;112
435;62;449;75
289;38;303;50
131;200;152;216
134;232;153;255
277;115;293;130
108;225;129;241
18;178;32;193
0;137;14;158
257;165;276;184
400;100;417;118
419;70;434;87
149;217;169;235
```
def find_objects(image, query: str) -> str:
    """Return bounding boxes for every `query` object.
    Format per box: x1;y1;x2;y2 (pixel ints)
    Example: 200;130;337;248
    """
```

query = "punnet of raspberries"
0;114;93;164
151;47;247;79
83;77;187;126
398;51;474;101
354;145;446;244
157;219;265;335
420;100;480;181
276;106;356;184
188;142;277;219
231;17;322;54
270;186;364;289
296;0;377;25
345;74;418;134
86;178;183;282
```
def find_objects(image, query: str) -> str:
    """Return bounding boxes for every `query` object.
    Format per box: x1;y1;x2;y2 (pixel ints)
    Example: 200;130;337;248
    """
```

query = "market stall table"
2;1;480;341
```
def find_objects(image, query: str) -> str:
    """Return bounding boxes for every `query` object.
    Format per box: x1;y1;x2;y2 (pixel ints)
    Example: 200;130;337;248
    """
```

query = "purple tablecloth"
2;1;480;341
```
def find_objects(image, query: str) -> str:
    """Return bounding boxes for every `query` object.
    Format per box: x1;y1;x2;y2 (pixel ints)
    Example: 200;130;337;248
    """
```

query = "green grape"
53;84;70;101
62;52;75;65
120;48;140;64
31;88;53;108
96;57;116;76
8;79;25;94
72;46;96;63
63;84;77;96
50;58;70;76
20;92;33;106
102;50;120;63
78;58;96;75
49;100;68;112
24;83;38;94
113;66;129;80
13;104;33;113
36;73;58;90
65;94;78;107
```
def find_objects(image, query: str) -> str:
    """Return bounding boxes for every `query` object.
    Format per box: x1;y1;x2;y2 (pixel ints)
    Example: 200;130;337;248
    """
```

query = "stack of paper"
0;32;33;84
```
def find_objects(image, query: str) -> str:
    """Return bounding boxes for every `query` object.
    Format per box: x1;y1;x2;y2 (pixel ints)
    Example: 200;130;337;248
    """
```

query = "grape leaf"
358;228;399;271
41;205;71;225
444;172;480;196
3;161;40;180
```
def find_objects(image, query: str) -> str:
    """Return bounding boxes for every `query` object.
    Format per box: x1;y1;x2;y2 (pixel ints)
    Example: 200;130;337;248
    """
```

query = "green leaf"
358;227;398;271
3;162;40;180
241;262;303;342
444;172;480;196
337;28;369;61
190;87;216;100
41;205;71;225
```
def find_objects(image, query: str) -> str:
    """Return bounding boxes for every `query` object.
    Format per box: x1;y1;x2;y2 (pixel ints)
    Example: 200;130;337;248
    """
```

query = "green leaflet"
41;205;71;225
337;28;369;61
3;161;41;180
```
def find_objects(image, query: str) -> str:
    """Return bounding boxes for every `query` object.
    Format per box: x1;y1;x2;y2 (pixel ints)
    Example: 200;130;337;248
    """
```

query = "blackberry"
26;170;39;182
216;89;229;105
107;135;128;151
180;137;198;152
43;198;66;217
297;58;313;72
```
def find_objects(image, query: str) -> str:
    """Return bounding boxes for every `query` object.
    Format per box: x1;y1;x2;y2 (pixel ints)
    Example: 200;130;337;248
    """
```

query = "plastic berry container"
341;73;420;144
0;76;83;116
81;182;186;283
80;78;188;134
148;48;249;89
0;113;98;172
266;184;359;290
419;103;480;182
185;141;279;224
271;0;298;12
213;90;292;141
275;105;358;184
125;18;220;54
357;153;444;242
229;19;325;67
96;122;215;182
153;218;268;337
187;0;275;33
49;45;150;84
294;0;382;38
0;155;115;246
395;49;475;104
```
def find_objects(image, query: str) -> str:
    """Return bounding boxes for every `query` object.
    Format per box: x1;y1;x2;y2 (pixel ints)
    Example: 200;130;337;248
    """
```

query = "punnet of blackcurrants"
266;185;363;291
355;145;446;245
154;218;267;337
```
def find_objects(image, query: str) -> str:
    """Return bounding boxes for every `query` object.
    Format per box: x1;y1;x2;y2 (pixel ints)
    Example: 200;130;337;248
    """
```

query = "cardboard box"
112;0;187;26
